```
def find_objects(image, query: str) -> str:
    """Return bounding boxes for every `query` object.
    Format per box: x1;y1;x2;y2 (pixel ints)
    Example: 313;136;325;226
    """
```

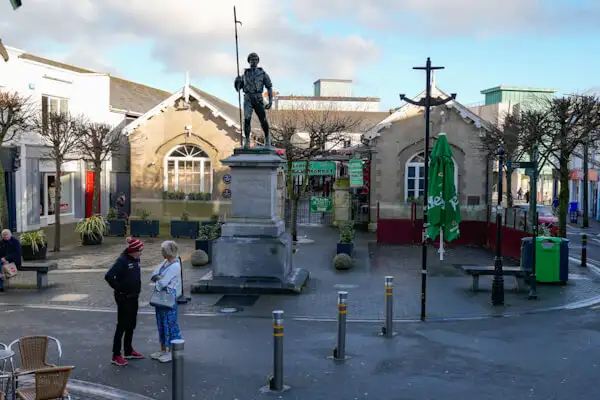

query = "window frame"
404;151;459;201
163;145;213;194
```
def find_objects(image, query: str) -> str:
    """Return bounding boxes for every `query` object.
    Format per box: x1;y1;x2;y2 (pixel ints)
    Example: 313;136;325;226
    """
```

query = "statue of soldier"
234;52;273;148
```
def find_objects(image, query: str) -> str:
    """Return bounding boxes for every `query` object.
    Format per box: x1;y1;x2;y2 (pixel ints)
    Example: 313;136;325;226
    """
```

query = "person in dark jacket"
105;237;145;366
0;229;22;292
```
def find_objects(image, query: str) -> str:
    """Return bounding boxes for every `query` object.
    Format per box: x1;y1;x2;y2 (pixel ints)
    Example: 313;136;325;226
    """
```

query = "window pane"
407;178;415;190
60;99;68;114
407;166;415;178
167;160;175;191
419;178;425;190
47;175;56;215
60;173;73;214
418;189;424;197
418;166;425;178
203;161;211;193
49;98;58;114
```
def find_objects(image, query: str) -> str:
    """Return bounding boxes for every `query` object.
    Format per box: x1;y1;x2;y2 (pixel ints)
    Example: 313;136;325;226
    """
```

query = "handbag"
149;260;177;309
150;289;176;309
2;262;18;279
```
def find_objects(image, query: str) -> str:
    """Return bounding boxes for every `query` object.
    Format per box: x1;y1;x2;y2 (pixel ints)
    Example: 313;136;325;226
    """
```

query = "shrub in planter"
333;253;354;270
194;223;221;263
336;221;355;256
130;208;160;237
106;207;127;236
170;210;200;238
20;230;48;261
76;215;107;245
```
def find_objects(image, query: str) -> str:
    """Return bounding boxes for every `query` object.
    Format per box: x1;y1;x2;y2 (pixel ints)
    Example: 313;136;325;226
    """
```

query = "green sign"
310;196;333;213
507;161;535;169
349;159;364;187
285;161;336;177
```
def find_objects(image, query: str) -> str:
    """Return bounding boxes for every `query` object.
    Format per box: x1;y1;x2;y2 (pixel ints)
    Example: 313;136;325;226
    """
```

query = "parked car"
516;204;558;235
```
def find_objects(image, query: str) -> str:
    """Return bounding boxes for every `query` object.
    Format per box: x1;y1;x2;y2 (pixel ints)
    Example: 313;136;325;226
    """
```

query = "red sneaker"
124;350;144;359
111;355;128;366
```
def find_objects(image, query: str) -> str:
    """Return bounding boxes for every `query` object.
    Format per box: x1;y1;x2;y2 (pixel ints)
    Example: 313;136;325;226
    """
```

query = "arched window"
405;152;459;201
164;145;212;194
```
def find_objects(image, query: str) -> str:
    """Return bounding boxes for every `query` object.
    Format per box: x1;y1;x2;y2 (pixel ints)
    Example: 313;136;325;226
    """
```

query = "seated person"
0;229;22;292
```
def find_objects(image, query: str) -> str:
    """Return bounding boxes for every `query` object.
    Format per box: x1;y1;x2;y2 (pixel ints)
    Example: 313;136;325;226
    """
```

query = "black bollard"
582;234;587;268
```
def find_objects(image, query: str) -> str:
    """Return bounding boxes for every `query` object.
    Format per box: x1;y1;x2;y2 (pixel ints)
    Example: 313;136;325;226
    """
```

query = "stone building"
364;80;491;226
122;82;245;220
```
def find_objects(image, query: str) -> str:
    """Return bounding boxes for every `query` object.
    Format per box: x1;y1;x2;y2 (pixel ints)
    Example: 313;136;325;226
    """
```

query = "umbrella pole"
439;230;444;261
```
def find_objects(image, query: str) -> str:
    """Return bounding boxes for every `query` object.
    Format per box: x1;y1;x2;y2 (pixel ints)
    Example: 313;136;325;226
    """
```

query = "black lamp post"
491;146;505;306
399;57;456;321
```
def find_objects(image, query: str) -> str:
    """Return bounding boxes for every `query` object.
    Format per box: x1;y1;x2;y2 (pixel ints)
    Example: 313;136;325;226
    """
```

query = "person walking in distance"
105;237;145;366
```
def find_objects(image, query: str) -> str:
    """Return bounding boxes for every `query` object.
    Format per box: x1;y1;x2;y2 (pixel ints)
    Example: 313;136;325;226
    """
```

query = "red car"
518;205;558;236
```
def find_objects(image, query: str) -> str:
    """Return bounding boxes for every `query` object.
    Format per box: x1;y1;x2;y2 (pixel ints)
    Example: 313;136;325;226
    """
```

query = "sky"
1;0;599;111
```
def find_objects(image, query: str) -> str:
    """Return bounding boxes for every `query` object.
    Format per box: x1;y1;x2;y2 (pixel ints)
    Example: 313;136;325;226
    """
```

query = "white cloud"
0;0;380;86
291;0;600;36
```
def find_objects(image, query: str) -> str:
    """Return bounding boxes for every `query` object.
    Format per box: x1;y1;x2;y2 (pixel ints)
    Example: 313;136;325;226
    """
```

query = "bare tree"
0;90;34;228
270;103;363;241
33;111;82;251
477;112;522;207
78;121;121;214
538;95;600;237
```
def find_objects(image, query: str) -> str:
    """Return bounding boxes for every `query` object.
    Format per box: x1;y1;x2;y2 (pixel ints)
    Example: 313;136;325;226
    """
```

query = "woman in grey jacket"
150;240;183;363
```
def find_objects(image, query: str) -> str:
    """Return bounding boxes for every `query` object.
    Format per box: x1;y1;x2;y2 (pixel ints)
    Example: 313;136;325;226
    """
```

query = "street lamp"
9;0;22;10
399;57;456;321
491;146;505;306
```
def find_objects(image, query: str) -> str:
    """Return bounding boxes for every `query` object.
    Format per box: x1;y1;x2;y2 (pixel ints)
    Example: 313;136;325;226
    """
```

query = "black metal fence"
284;198;334;227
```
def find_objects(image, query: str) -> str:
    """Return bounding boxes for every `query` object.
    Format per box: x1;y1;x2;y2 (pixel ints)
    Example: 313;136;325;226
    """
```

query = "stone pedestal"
333;177;351;226
191;148;309;294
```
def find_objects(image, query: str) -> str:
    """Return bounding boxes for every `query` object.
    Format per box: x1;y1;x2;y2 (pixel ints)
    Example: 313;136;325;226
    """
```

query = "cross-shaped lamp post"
400;57;456;321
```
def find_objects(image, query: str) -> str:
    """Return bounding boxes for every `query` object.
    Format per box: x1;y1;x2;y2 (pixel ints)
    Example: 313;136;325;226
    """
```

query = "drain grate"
214;295;260;307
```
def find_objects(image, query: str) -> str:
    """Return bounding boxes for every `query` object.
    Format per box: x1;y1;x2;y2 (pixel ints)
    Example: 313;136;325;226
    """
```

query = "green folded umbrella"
427;133;461;244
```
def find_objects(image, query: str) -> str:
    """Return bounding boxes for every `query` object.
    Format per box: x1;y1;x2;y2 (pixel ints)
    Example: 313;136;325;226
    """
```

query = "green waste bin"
535;237;562;283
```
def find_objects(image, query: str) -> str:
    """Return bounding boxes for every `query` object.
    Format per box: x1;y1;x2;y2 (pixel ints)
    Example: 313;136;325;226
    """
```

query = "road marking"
50;294;89;302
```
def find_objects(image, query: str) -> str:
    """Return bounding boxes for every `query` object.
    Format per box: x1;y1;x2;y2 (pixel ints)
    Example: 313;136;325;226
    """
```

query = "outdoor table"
0;349;15;400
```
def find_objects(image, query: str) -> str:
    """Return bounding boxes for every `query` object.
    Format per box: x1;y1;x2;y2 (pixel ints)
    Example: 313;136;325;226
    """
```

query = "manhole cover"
219;307;240;313
214;295;260;307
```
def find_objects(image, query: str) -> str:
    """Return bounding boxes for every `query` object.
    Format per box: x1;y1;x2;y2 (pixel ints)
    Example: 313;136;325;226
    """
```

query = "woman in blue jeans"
150;240;182;363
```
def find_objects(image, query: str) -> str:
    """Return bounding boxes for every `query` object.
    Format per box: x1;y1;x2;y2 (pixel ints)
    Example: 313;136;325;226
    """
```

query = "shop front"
569;169;598;216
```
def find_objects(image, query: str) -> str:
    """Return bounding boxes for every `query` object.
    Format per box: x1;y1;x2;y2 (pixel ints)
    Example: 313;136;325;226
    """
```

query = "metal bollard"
171;339;185;400
381;276;396;337
582;235;587;267
333;291;348;361
270;310;284;391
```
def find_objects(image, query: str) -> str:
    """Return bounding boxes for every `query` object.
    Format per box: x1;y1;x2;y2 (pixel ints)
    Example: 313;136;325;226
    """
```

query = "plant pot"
107;219;127;236
82;233;103;245
21;244;48;261
170;220;200;238
130;220;160;237
336;242;354;256
195;239;213;263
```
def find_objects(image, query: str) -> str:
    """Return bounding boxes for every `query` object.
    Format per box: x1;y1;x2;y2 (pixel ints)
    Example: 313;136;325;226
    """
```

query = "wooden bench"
17;261;58;289
461;265;528;292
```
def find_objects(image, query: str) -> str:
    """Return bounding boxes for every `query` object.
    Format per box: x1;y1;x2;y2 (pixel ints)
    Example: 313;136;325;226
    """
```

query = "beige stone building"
364;81;491;223
123;83;248;220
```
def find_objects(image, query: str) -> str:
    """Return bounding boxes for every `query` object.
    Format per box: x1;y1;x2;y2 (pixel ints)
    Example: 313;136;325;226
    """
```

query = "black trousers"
112;293;139;357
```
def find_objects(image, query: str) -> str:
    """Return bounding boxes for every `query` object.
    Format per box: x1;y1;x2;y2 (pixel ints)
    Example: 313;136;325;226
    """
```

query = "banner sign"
349;159;364;187
310;196;333;213
284;161;336;177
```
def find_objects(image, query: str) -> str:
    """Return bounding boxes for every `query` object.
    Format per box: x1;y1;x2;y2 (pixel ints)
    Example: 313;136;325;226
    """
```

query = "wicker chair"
8;337;62;376
15;366;73;400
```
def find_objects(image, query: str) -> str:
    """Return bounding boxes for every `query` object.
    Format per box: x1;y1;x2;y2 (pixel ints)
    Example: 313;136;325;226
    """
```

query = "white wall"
1;46;127;232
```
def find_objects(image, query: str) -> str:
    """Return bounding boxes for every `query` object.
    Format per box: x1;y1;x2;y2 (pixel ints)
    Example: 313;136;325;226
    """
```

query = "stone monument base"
190;147;310;295
190;268;309;294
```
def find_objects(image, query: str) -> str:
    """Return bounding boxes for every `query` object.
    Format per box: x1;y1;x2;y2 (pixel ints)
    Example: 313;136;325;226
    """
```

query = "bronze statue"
234;53;273;148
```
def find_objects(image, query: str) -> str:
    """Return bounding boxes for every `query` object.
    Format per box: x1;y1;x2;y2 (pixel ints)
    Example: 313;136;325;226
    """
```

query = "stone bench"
461;265;528;292
17;261;58;289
